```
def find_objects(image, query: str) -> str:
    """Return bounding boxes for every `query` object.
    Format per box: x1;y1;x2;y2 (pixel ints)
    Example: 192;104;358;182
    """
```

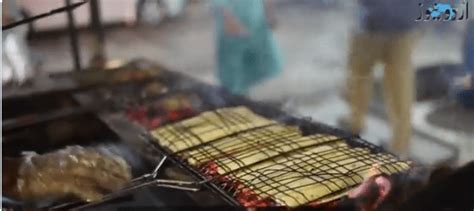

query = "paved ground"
28;0;473;165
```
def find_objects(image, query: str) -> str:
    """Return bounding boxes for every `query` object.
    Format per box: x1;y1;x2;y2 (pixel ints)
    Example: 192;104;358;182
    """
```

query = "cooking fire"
2;60;473;210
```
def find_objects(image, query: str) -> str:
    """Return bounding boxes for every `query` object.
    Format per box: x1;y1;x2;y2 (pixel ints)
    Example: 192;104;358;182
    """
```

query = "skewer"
2;1;88;31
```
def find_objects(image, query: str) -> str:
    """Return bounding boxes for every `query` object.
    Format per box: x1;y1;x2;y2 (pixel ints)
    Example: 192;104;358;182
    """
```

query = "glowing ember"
126;105;196;129
200;161;276;207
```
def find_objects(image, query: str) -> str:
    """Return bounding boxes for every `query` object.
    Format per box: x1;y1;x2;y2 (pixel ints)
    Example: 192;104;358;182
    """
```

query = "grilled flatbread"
149;107;410;207
151;106;275;152
231;144;409;207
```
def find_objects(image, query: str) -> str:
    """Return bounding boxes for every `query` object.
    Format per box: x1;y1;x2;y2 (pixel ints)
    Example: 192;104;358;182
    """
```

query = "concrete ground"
28;0;473;165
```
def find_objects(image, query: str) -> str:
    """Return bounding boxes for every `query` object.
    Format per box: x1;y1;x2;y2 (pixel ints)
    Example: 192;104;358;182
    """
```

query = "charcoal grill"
3;59;413;210
90;62;410;208
136;107;409;207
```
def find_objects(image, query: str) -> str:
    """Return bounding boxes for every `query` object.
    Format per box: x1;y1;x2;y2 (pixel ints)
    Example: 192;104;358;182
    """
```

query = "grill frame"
127;87;406;207
96;60;408;207
138;121;397;206
2;59;411;209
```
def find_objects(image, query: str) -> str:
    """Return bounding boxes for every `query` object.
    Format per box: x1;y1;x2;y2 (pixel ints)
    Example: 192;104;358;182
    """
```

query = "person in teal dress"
213;0;283;95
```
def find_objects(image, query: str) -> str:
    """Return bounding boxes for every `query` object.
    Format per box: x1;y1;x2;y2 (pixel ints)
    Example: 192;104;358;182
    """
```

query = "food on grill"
75;68;161;86
150;106;410;207
151;107;276;152
230;144;406;207
4;146;132;203
183;126;345;175
183;124;301;168
95;81;169;107
110;69;159;83
126;93;202;129
142;82;168;97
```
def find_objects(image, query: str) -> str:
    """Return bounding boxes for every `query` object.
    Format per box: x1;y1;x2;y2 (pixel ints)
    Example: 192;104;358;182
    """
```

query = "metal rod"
89;0;104;43
154;179;199;186
65;0;82;71
155;184;200;192
2;107;90;131
130;155;167;183
2;1;87;31
89;0;106;66
150;155;167;178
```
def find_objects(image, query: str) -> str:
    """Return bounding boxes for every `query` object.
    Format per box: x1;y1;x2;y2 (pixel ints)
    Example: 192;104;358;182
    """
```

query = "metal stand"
89;0;106;67
65;0;82;71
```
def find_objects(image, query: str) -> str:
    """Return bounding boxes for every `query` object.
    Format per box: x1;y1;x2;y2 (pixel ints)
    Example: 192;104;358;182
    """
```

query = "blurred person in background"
342;0;421;158
213;0;282;95
2;0;35;85
453;20;474;108
136;0;188;25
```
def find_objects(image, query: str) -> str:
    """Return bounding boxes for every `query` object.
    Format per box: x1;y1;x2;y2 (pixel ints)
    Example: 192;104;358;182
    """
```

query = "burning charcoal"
125;93;202;129
94;80;169;109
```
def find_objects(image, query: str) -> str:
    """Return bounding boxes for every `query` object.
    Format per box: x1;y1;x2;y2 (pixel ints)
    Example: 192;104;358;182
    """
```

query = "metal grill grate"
149;106;410;207
151;107;276;152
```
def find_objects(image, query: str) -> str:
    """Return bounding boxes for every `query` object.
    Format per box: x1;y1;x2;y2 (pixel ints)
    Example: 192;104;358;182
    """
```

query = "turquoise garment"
213;0;283;95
